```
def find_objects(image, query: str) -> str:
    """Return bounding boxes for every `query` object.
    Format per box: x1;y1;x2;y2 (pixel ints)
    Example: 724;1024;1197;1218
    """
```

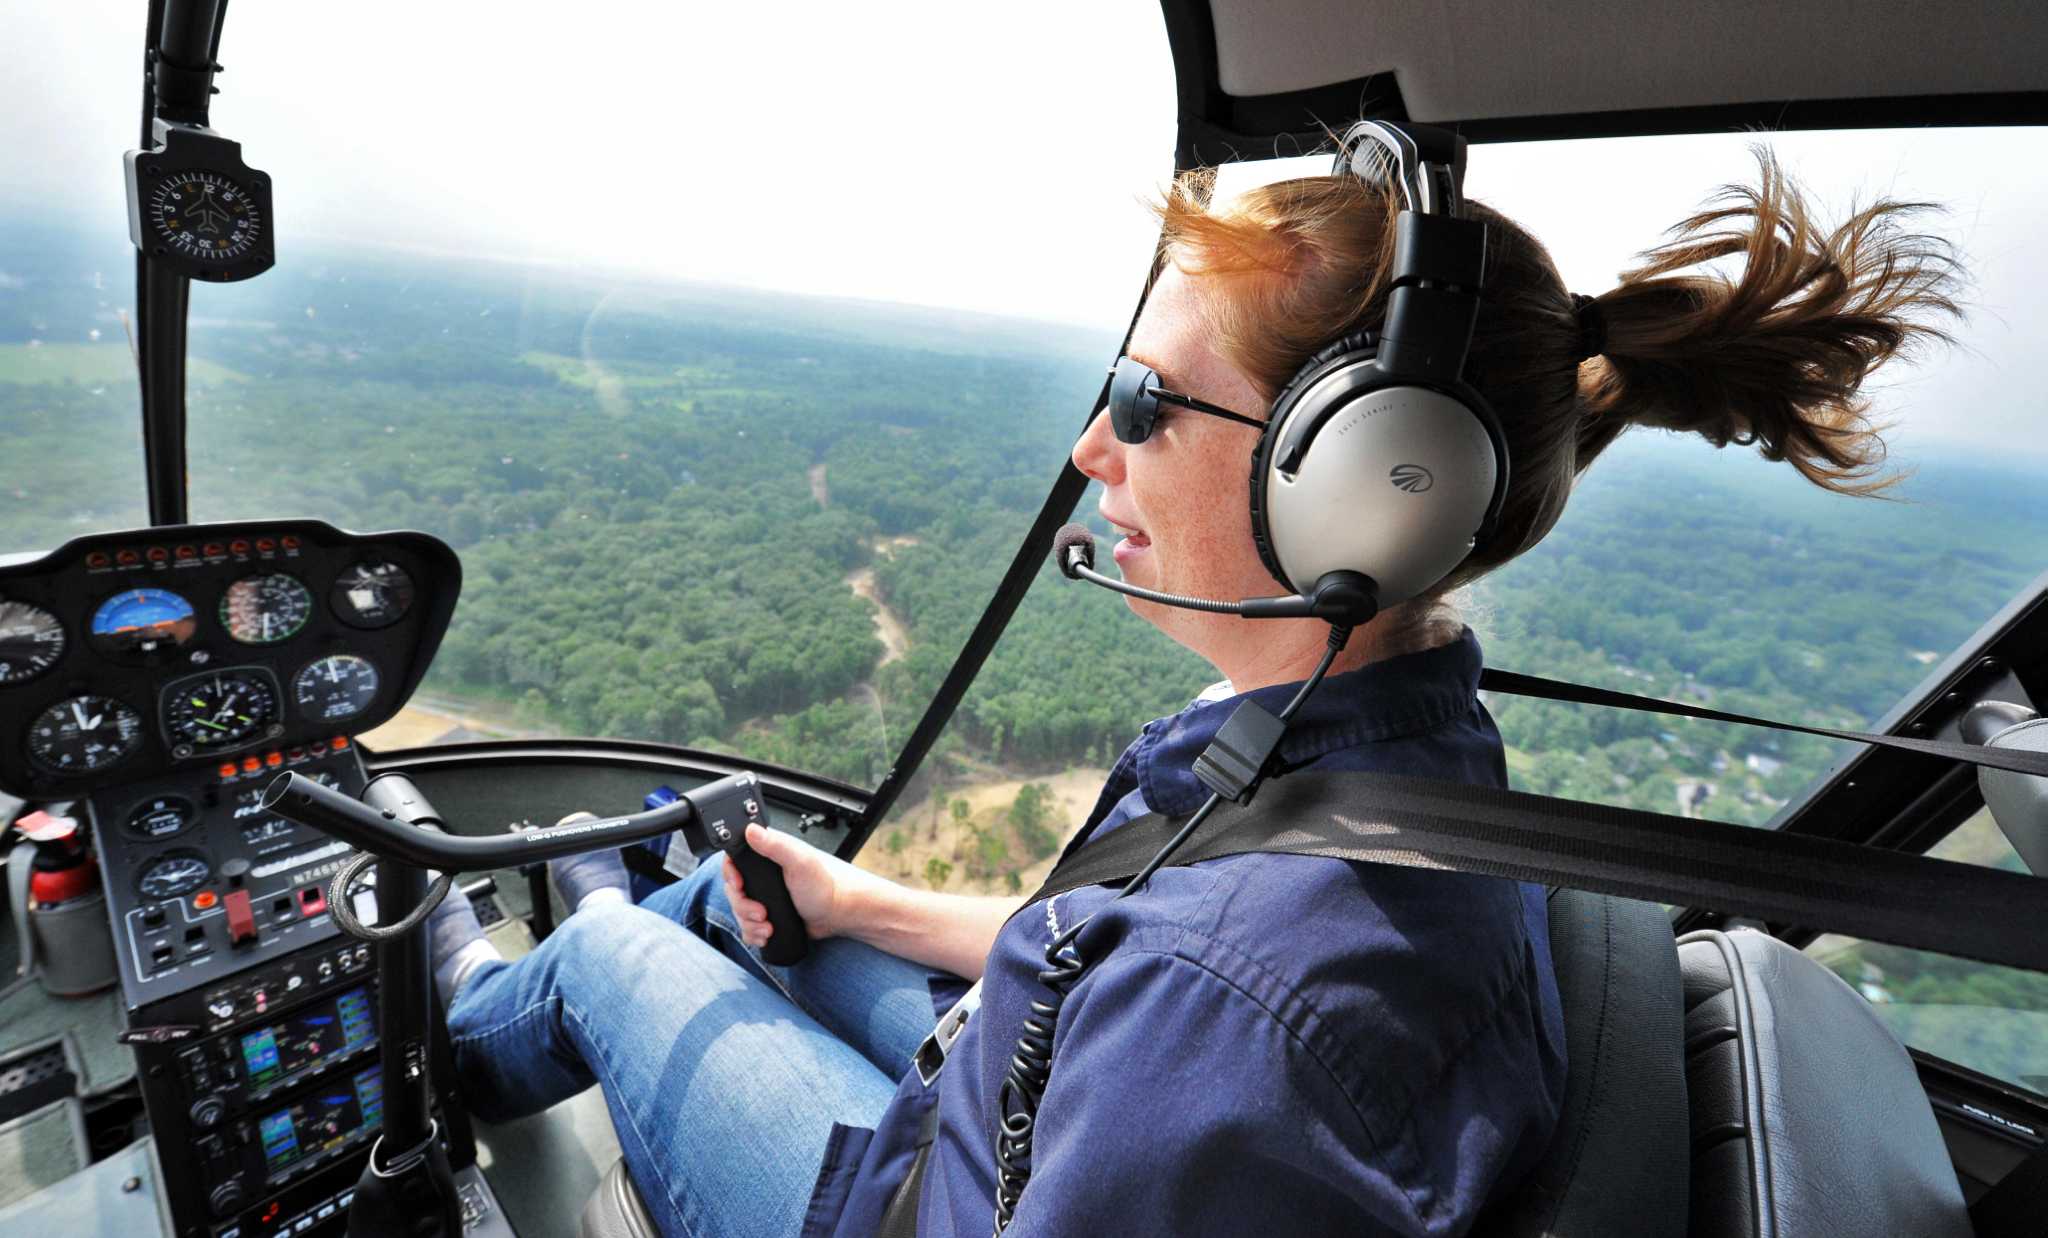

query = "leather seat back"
1678;929;1973;1238
1483;888;1690;1238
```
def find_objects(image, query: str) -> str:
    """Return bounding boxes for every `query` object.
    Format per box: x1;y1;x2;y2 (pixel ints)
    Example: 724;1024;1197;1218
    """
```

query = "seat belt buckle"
913;980;981;1087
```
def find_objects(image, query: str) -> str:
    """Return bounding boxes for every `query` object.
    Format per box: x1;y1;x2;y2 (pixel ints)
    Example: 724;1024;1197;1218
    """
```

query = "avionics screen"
257;1066;385;1179
239;986;374;1090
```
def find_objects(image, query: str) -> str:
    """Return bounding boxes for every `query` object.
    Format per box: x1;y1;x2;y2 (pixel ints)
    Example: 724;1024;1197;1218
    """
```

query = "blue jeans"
445;862;946;1238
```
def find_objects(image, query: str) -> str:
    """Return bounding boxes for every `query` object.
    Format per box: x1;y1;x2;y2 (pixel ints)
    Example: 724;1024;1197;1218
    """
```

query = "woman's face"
1071;264;1280;656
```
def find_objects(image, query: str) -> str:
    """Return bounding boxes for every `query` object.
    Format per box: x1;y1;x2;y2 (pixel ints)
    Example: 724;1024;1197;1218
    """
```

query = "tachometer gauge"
331;561;414;629
91;588;197;657
26;695;145;774
221;574;312;645
164;669;281;753
0;600;65;685
293;655;380;722
137;850;213;901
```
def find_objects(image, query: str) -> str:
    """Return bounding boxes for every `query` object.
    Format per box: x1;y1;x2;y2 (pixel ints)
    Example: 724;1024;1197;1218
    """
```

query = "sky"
4;1;2044;455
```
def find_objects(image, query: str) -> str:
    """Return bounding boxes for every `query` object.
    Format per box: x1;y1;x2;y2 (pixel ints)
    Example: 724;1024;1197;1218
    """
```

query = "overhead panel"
1173;0;2048;161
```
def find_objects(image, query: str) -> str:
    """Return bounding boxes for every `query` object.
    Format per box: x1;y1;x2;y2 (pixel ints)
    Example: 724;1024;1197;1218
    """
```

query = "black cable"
991;624;1351;1234
327;850;453;941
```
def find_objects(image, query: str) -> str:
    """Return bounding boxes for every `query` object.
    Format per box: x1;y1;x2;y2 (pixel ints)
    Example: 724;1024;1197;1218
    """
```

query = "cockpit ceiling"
1174;0;2048;159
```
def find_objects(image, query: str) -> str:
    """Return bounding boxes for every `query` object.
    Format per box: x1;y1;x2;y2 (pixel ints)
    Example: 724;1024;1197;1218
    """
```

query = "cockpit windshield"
2;4;1179;793
5;7;2047;854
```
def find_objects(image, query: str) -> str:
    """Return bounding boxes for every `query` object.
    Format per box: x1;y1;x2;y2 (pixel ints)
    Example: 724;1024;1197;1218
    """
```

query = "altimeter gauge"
0;600;65;685
27;695;145;774
124;119;274;283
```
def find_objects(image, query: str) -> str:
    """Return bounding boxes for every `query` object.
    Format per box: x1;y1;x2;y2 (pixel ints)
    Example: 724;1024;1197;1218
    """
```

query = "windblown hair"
1155;150;1964;630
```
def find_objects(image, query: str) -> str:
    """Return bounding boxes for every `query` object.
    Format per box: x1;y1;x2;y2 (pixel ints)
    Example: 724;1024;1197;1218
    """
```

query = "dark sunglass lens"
1109;358;1156;444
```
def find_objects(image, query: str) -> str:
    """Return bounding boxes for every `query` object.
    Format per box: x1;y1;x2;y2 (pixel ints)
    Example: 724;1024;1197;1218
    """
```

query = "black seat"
1677;928;1973;1238
1482;888;1691;1238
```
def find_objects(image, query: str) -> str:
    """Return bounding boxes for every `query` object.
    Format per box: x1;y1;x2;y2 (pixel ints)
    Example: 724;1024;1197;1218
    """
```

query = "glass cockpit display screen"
239;986;374;1090
257;1065;385;1179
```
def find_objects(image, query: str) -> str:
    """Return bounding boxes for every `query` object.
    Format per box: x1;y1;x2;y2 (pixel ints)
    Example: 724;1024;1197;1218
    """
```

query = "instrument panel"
0;519;458;798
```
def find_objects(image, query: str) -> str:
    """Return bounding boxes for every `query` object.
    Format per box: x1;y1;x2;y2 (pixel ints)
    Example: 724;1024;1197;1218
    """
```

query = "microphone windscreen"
1052;523;1096;578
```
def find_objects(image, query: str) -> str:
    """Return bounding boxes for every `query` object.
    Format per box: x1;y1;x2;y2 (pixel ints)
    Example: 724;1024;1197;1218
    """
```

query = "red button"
86;552;111;568
241;756;261;773
298;886;327;915
280;536;301;550
146;547;168;562
192;890;218;911
203;543;225;557
255;538;276;552
229;539;250;555
331;736;350;750
265;751;283;767
175;545;197;560
218;763;238;780
116;549;140;565
225;890;257;946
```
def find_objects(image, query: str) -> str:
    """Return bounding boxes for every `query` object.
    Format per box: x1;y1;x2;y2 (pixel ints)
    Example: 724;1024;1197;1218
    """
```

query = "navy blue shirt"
805;629;1567;1237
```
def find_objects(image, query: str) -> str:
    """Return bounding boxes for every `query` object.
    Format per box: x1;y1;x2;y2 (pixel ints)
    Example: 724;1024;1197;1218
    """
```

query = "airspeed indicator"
0;600;65;685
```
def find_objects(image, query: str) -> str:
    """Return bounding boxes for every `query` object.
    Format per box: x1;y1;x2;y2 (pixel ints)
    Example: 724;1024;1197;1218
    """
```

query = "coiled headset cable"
991;623;1353;1234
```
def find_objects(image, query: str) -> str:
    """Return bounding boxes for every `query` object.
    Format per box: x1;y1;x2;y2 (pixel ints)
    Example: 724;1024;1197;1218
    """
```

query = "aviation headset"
1243;120;1509;618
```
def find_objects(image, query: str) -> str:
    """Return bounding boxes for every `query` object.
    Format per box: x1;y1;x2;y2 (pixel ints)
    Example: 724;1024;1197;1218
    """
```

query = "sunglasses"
1104;356;1264;444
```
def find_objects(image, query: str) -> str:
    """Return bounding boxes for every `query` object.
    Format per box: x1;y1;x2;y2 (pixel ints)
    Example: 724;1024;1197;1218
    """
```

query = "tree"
924;856;953;890
1005;870;1023;895
884;828;908;876
1011;782;1060;861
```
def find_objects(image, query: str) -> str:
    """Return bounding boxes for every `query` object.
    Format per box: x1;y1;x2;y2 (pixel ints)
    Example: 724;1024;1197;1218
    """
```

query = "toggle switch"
225;890;257;947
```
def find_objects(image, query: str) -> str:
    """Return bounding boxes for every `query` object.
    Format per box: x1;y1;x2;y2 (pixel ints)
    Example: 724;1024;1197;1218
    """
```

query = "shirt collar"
1129;627;1485;819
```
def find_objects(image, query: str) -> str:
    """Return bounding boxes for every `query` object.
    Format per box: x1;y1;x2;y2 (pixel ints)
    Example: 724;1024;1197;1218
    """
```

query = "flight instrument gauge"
26;695;145;774
0;600;65;685
294;655;380;722
91;588;197;658
125;795;197;842
124;120;274;283
221;574;312;644
331;561;415;629
164;669;281;754
136;851;213;901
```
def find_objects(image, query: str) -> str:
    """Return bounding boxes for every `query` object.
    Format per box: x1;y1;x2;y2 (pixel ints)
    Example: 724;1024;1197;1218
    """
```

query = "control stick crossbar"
263;768;811;966
262;771;697;870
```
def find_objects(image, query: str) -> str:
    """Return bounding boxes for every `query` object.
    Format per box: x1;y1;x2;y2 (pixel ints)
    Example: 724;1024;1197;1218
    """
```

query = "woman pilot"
423;136;1958;1236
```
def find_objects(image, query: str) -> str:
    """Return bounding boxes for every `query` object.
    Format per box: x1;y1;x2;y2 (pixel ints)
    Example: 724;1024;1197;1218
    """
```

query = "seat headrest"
1677;929;1972;1238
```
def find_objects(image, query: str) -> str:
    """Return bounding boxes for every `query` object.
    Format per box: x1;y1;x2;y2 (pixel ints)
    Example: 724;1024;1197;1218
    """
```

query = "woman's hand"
722;823;890;951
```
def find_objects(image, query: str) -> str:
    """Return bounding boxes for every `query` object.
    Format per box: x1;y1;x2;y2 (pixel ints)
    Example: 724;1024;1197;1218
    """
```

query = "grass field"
0;342;243;386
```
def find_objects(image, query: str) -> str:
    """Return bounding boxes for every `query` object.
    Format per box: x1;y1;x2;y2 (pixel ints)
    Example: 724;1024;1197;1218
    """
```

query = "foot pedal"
0;1043;76;1127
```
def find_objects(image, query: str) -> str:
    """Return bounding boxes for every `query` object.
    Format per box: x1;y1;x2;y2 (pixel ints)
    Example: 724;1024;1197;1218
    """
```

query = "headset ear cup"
1249;333;1379;593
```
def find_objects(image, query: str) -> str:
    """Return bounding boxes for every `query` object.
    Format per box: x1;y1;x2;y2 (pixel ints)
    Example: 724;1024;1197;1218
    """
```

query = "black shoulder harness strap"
1024;767;2048;975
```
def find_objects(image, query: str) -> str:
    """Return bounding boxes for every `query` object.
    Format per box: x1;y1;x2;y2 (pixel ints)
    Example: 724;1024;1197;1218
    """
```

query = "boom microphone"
1050;523;1379;624
1053;523;1096;579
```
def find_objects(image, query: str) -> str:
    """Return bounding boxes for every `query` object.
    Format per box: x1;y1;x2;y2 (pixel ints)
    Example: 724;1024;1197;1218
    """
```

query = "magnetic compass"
125;119;274;282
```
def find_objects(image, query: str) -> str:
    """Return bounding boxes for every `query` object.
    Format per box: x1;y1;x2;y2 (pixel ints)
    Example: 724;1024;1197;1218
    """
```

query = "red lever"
225;890;257;946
